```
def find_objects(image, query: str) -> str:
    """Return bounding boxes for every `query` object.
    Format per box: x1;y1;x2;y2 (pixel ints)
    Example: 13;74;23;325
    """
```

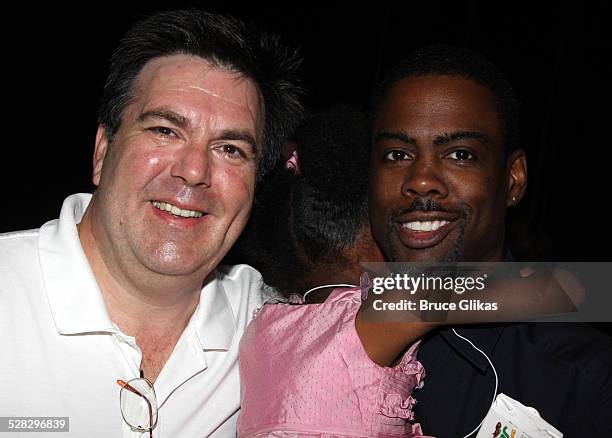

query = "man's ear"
506;149;527;207
92;126;110;187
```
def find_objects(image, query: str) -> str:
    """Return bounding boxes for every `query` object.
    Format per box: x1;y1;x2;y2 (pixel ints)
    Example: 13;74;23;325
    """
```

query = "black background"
2;1;610;262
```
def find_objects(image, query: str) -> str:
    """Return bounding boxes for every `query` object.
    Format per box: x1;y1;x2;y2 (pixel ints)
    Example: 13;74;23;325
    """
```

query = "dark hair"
374;44;520;157
242;106;371;294
98;9;303;181
292;106;371;258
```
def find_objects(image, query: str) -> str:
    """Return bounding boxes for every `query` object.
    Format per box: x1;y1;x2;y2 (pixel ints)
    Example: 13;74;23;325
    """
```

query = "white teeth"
403;220;449;231
151;201;204;218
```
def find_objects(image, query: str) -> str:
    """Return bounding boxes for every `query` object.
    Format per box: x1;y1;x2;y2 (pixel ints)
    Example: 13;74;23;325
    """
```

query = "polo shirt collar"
192;271;236;351
38;193;117;335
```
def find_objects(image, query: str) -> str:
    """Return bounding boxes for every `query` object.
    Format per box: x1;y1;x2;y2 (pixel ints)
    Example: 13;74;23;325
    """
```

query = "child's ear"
92;126;110;187
506;149;527;207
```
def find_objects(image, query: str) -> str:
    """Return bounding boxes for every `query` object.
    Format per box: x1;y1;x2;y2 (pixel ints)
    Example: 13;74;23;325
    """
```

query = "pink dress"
237;282;431;438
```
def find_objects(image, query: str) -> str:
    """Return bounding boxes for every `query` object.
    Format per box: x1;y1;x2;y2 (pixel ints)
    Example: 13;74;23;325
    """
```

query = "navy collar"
436;250;514;372
438;325;506;373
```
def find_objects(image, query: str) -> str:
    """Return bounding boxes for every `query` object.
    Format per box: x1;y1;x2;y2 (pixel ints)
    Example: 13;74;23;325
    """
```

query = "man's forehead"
130;54;263;131
374;74;501;140
384;74;494;99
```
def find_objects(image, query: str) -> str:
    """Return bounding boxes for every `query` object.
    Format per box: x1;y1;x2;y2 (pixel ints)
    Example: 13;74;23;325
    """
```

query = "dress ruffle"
378;392;417;420
370;341;430;437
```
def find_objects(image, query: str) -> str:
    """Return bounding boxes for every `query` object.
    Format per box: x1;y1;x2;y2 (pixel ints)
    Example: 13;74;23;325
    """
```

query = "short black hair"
374;44;520;157
291;106;371;259
98;9;303;181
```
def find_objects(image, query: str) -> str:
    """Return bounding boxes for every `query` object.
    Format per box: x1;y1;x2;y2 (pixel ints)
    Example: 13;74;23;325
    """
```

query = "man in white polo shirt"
0;9;302;437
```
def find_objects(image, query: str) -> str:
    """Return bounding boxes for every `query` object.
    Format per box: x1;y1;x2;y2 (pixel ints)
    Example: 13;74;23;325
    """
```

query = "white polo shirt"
0;194;263;437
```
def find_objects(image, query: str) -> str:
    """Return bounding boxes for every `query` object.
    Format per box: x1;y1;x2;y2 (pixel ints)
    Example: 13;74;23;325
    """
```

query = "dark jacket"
414;323;612;437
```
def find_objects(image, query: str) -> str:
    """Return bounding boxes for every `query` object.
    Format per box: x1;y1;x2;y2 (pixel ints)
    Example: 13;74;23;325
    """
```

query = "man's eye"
448;150;475;161
220;144;245;159
384;150;411;161
149;127;177;137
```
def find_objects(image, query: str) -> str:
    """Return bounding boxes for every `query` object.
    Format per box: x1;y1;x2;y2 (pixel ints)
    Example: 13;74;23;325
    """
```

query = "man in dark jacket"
368;44;612;437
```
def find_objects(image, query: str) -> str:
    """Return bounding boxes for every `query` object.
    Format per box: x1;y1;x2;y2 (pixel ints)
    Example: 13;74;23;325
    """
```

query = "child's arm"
355;310;434;367
356;267;583;366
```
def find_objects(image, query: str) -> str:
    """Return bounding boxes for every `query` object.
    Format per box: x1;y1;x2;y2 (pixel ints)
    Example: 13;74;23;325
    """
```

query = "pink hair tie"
285;150;301;176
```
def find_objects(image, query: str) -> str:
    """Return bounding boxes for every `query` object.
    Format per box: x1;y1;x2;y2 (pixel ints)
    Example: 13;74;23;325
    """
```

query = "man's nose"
401;157;448;199
170;144;211;187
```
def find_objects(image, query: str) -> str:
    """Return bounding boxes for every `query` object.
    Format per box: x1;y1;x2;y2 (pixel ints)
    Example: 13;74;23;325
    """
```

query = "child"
238;278;429;437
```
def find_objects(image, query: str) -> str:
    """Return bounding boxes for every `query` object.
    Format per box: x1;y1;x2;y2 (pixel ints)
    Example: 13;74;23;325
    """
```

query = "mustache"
390;197;468;219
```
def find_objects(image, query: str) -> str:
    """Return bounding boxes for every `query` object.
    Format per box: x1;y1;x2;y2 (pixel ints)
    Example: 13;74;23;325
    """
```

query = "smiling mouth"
395;218;458;249
402;220;450;232
151;201;204;218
